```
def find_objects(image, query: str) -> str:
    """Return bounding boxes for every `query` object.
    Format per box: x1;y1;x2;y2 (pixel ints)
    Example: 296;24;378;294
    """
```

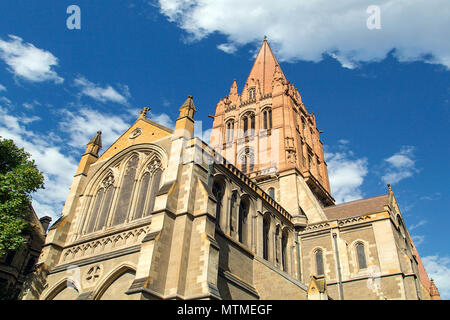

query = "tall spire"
245;39;286;94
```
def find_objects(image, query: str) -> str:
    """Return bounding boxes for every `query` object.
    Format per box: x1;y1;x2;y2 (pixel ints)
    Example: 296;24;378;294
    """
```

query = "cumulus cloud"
60;106;174;151
151;111;175;129
0;106;77;223
0;35;64;83
422;255;450;299
157;0;450;69
74;75;130;105
0;84;6;92
325;142;368;204
60;107;133;150
381;146;419;184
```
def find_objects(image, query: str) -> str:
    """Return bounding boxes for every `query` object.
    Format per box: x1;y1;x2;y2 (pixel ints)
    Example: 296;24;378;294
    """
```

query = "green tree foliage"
0;138;44;256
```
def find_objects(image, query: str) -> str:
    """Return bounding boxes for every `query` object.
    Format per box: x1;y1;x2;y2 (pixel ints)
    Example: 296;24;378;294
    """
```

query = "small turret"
75;131;102;175
174;95;197;139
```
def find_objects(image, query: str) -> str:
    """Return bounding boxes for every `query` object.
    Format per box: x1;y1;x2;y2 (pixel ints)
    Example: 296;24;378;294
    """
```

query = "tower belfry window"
249;88;256;100
225;120;234;143
242;112;255;137
263;108;272;130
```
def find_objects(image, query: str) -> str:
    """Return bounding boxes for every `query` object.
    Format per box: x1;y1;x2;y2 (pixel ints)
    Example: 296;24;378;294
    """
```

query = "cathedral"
21;40;440;300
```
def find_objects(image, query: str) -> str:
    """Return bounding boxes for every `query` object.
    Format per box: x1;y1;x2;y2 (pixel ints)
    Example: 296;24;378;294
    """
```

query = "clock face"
129;128;142;139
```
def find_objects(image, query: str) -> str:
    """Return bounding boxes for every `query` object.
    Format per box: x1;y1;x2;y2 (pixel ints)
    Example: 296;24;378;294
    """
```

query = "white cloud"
0;96;13;107
0;35;63;83
60;107;133;150
217;43;237;54
22;99;42;110
157;0;450;69
411;235;425;246
0;84;6;92
74;75;130;105
409;219;427;231
151;112;175;129
422;255;450;299
0;106;77;223
381;146;419;184
325;143;368;204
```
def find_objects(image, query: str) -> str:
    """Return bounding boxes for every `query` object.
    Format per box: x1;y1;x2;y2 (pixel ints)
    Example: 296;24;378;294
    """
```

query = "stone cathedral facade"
21;41;440;300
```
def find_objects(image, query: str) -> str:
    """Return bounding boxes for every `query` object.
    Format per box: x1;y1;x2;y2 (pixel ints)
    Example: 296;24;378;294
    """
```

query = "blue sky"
0;1;448;298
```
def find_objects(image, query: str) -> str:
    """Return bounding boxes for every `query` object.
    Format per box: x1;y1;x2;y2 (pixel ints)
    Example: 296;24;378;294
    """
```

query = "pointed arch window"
96;185;114;231
242;112;255;137
238;197;250;245
281;230;288;272
249;87;256;100
315;249;324;276
112;155;139;226
263;215;270;260
134;159;162;220
86;188;104;233
212;179;225;228
225;119;234;143
240;147;254;173
229;191;237;233
85;172;116;234
268;187;275;200
262;108;272;130
356;243;367;270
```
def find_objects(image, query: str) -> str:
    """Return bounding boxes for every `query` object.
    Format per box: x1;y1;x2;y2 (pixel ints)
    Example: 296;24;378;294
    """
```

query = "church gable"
98;110;173;162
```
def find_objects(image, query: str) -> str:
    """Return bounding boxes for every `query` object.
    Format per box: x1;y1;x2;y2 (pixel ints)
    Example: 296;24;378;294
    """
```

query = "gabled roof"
323;194;390;220
245;40;286;94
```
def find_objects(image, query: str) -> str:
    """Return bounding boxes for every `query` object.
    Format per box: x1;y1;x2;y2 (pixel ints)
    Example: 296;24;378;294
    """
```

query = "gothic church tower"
210;40;334;225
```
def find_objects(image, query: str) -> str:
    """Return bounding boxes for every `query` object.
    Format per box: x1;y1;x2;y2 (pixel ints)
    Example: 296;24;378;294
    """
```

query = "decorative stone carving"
129;128;143;139
147;158;161;172
102;173;115;188
85;265;102;286
62;225;151;262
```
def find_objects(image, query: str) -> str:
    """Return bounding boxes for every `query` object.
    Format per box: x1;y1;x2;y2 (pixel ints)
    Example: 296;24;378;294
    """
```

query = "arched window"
212;179;225;228
134;173;150;219
240;147;254;174
315;249;324;276
113;155;139;226
85;172;116;234
238;197;249;245
281;230;288;272
275;226;280;263
134;165;162;220
262;108;272;130
301;116;306;131
249;87;256;100
356;243;367;269
96;185;114;231
263;215;270;260
86;188;104;233
268;187;275;200
242;112;255;137
225;120;234;143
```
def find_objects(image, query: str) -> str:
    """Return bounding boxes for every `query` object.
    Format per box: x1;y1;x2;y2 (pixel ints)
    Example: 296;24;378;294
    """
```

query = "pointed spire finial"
179;95;196;112
88;130;102;149
264;35;267;41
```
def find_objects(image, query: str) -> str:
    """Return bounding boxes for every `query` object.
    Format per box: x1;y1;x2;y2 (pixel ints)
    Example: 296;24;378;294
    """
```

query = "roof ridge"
324;193;389;209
